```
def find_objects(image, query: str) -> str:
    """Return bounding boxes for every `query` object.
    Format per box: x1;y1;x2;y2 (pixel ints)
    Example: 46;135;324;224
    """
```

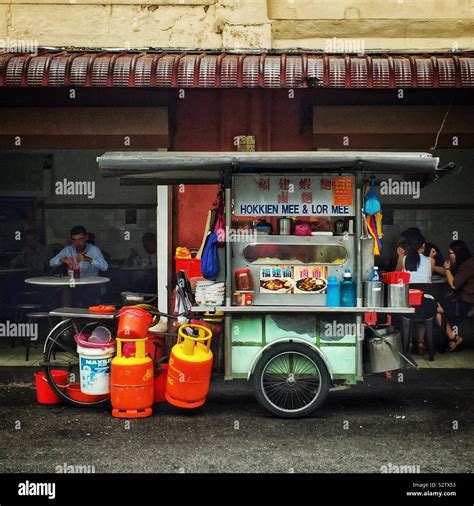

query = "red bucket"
67;382;109;403
409;289;424;307
175;257;202;278
117;307;153;339
154;363;168;403
382;271;410;284
34;370;68;405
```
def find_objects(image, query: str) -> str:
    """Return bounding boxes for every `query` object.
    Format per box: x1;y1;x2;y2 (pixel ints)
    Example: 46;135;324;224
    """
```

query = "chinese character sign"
234;175;354;216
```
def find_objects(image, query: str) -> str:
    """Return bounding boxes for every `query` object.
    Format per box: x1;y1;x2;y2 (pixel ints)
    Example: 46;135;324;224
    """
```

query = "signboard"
234;175;354;217
259;265;328;294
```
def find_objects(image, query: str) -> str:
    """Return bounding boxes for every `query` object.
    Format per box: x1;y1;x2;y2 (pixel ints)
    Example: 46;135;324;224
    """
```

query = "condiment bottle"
235;268;253;291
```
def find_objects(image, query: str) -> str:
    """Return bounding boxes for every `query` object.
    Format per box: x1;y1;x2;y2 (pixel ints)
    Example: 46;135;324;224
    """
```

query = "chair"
24;312;55;361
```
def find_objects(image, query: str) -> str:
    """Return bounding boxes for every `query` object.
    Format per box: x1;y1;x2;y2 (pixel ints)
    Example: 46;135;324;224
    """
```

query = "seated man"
49;226;108;306
10;230;52;276
49;225;108;276
128;232;157;268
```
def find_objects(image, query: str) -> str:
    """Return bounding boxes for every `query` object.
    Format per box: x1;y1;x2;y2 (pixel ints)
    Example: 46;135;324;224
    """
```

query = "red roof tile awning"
1;51;473;88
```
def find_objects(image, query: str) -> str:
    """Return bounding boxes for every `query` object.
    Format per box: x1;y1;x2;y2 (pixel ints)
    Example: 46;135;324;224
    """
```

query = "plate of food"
295;277;327;293
260;278;293;293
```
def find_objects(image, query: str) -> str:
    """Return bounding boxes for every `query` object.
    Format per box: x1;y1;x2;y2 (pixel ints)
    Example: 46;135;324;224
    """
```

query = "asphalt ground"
0;367;472;474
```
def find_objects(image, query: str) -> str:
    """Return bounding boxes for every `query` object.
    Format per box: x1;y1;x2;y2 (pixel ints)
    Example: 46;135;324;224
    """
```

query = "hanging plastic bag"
364;176;381;216
201;232;220;280
213;191;226;245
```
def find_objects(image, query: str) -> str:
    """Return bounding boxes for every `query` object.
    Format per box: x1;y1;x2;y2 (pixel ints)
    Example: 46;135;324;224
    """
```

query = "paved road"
0;368;472;474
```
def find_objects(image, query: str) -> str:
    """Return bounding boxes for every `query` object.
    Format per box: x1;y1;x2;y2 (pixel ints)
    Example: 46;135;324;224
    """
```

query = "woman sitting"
437;240;474;351
396;235;435;283
396;235;437;354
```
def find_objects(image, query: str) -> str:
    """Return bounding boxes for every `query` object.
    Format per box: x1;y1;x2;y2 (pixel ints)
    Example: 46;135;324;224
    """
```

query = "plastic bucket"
175;257;202;278
67;382;109;403
154;363;168;403
77;344;116;395
34;370;69;405
117;307;153;339
409;289;424;307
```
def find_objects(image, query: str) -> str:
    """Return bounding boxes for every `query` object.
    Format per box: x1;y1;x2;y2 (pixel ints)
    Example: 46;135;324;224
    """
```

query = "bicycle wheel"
42;318;116;408
253;343;330;418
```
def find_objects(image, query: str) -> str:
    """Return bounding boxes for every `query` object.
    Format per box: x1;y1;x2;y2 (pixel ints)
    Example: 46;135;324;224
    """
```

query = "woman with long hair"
437;240;474;351
395;232;437;354
396;233;434;284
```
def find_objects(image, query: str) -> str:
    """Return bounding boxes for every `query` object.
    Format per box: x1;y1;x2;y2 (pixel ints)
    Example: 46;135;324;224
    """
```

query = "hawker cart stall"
45;151;453;418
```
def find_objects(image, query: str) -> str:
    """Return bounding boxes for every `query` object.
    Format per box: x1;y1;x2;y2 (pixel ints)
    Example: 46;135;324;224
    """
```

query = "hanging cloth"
213;190;226;245
364;176;381;216
365;212;383;255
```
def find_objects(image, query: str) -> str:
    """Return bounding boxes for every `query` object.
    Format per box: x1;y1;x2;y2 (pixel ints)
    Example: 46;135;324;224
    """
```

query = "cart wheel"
42;318;115;408
253;343;330;418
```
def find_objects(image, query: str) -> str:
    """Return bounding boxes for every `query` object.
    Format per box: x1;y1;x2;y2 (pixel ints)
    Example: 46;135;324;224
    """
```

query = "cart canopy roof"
97;151;454;186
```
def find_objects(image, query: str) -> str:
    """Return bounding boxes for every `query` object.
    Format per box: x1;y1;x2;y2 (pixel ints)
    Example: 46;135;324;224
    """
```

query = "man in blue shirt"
49;225;108;276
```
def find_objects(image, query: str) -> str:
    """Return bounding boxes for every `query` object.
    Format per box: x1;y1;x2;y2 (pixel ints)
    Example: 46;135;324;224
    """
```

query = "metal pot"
363;281;384;307
278;217;292;235
387;284;409;307
121;291;144;305
364;327;405;373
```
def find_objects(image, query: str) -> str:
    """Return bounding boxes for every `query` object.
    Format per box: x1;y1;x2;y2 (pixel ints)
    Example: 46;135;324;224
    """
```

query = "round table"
25;276;110;307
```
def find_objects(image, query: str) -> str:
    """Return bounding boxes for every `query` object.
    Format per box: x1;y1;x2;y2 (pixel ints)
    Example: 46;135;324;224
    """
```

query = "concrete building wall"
0;0;473;51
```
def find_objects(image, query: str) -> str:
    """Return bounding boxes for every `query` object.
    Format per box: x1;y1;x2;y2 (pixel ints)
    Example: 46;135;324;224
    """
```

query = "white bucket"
77;344;116;395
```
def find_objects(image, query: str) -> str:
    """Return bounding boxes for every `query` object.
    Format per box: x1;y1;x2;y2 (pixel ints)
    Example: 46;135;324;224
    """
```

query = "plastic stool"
402;315;435;361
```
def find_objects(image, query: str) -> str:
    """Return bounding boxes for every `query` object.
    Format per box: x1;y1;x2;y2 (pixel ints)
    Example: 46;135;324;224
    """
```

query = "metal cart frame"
97;151;454;417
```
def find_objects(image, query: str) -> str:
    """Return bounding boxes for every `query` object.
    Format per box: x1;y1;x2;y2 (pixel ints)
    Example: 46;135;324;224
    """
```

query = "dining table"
24;275;110;307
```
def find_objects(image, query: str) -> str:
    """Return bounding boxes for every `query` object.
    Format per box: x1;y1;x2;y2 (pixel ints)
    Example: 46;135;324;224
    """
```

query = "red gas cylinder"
165;324;213;409
111;338;154;418
146;334;165;362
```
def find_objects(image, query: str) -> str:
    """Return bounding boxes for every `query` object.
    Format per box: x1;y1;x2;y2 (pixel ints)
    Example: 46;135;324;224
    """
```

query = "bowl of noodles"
260;278;293;293
295;277;327;293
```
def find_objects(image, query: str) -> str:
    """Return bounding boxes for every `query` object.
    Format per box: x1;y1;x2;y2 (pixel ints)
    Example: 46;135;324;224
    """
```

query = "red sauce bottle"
235;268;253;291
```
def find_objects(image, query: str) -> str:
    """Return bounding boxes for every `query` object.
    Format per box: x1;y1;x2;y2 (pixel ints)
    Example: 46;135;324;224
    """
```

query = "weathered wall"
0;0;473;51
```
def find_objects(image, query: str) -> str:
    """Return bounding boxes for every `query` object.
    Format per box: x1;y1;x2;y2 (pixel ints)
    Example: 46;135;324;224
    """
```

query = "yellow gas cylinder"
111;338;154;419
165;324;213;409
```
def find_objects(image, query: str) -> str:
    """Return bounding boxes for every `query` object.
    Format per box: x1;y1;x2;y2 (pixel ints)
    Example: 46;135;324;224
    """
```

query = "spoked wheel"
253;343;330;418
42;318;116;408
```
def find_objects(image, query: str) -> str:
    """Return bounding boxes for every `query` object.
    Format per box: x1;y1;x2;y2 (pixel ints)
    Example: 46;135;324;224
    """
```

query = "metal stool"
402;315;435;361
13;304;42;348
24;312;54;361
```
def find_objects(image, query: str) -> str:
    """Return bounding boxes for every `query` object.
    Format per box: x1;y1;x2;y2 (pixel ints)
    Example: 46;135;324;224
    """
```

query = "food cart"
97;151;453;418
